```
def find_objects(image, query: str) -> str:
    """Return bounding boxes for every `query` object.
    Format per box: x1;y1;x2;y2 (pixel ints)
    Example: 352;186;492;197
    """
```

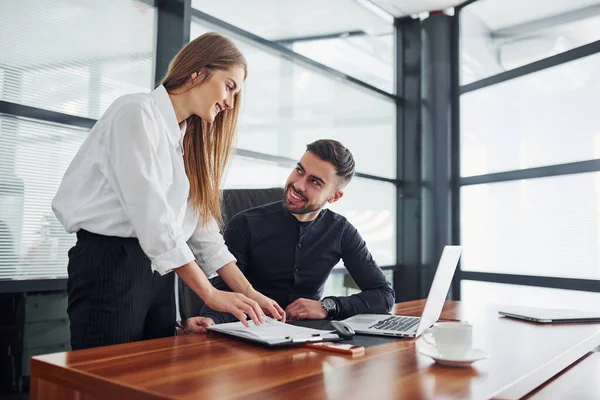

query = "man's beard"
282;184;325;215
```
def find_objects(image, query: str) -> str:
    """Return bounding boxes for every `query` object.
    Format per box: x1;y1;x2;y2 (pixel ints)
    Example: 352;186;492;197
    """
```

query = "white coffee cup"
421;322;473;358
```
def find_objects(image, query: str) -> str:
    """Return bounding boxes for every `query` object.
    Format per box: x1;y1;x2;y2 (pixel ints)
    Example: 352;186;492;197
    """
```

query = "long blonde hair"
161;32;247;227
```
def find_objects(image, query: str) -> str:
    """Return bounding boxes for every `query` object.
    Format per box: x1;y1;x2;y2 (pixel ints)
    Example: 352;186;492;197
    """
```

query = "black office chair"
178;187;284;320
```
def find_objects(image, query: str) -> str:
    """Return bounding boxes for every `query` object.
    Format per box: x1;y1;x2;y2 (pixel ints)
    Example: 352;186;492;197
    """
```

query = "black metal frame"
452;0;600;298
460;271;600;293
449;10;462;300
0;279;67;294
155;0;191;87
274;30;368;46
394;17;422;302
0;101;95;130
461;39;600;94
0;0;403;293
456;0;483;10
461;159;600;186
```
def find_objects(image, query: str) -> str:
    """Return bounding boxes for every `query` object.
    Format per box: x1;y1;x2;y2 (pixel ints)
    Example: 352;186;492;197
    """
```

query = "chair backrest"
178;187;284;320
221;187;285;225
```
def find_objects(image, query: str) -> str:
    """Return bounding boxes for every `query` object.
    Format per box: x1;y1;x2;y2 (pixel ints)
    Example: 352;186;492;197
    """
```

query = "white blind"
0;0;156;119
0;117;87;279
0;0;156;280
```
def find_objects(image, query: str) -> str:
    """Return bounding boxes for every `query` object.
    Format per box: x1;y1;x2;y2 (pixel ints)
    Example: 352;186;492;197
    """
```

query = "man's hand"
180;317;215;334
285;298;327;320
247;287;286;322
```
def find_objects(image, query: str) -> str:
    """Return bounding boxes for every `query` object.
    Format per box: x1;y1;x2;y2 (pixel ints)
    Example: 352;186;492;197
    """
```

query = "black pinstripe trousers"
67;230;176;350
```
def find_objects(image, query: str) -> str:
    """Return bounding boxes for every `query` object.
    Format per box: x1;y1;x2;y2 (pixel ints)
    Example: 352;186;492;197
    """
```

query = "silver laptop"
498;305;600;324
342;246;462;338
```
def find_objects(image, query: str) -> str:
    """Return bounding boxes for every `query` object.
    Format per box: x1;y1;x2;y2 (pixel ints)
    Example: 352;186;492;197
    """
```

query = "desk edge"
491;331;600;400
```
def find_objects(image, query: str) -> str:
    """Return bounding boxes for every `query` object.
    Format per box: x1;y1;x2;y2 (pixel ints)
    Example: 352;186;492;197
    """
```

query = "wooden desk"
31;300;600;400
525;351;600;400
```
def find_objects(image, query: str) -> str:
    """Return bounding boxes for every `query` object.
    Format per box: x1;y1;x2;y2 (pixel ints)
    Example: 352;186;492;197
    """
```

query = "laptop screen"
415;246;463;337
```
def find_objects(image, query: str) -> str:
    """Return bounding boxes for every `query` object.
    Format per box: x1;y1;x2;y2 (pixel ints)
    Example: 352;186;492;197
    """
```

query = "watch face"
323;298;336;311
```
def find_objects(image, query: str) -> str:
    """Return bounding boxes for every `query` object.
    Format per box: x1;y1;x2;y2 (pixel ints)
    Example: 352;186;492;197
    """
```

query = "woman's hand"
203;287;265;327
246;287;286;322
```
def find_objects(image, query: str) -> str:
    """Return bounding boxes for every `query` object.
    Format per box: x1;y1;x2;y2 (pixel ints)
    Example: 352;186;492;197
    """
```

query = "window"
328;179;396;267
461;53;600;177
0;0;156;280
0;0;156;119
191;20;397;179
460;0;600;85
458;1;600;301
291;34;394;94
461;172;600;280
0;117;87;279
191;0;394;93
324;269;394;297
224;156;291;189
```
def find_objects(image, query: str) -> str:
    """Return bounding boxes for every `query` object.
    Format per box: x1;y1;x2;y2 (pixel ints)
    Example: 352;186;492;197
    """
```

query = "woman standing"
52;33;284;350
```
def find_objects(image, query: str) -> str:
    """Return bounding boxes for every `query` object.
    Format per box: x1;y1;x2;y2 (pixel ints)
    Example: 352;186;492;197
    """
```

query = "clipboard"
207;317;343;347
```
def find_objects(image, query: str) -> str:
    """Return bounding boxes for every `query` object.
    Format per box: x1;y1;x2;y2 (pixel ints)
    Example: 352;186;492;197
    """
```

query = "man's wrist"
321;297;339;319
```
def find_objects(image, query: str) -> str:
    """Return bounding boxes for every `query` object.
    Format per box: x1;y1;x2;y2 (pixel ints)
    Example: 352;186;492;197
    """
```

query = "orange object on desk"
306;342;365;356
438;317;466;323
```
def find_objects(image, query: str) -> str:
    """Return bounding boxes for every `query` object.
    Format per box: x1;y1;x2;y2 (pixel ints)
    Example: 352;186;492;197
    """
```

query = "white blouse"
52;85;235;276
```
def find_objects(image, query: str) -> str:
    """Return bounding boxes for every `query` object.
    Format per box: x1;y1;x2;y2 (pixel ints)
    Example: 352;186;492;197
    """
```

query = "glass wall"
0;1;398;292
458;0;600;305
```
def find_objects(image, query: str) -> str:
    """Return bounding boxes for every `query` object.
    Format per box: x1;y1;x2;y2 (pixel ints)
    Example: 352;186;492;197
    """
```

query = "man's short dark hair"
306;139;355;186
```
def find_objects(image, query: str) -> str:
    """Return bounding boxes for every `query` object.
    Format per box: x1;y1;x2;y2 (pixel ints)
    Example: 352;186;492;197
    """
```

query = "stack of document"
207;317;341;346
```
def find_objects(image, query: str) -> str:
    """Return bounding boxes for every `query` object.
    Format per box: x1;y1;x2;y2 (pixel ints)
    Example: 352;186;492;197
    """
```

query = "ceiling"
462;0;600;31
369;0;463;16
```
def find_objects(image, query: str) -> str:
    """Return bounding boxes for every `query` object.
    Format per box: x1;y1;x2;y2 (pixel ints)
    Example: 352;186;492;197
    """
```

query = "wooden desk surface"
31;300;600;400
525;351;600;400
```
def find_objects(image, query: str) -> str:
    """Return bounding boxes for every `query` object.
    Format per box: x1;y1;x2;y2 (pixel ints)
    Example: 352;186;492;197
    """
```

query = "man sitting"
184;139;394;331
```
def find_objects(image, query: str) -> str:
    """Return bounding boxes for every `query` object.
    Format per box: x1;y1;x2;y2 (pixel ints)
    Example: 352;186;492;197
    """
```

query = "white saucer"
416;338;490;367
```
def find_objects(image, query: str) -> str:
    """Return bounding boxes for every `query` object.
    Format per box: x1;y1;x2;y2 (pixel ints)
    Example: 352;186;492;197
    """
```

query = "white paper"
208;317;337;344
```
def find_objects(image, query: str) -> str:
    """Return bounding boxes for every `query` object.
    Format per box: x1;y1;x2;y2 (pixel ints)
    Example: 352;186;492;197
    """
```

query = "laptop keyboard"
368;316;420;332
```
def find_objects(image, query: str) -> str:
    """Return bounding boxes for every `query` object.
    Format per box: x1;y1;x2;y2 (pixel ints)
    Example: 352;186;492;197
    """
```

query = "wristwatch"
321;297;338;319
